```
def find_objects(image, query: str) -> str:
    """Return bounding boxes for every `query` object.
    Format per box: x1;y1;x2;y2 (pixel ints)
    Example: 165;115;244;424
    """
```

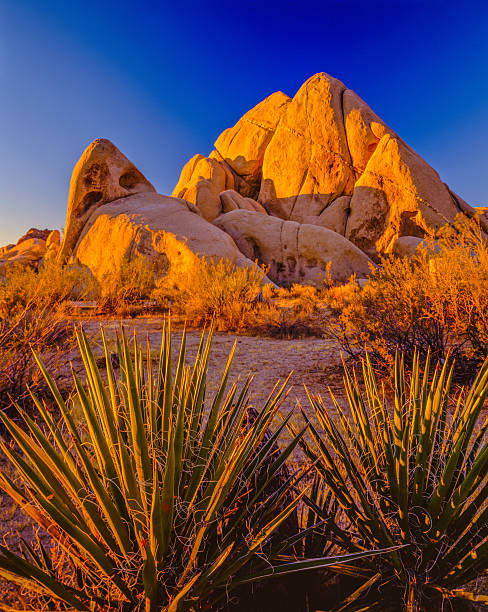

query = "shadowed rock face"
214;210;372;284
33;72;482;288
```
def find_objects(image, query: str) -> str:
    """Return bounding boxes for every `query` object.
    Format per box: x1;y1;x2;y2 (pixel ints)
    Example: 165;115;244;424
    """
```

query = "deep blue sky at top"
0;0;487;244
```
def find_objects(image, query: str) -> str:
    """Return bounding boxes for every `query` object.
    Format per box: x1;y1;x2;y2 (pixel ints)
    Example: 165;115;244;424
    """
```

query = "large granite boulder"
0;227;60;272
16;228;51;245
44;229;61;261
345;135;459;258
58;139;156;261
0;237;47;269
259;73;355;222
171;155;234;222
213;210;372;284
214;91;290;197
307;195;351;235
342;89;406;177
220;189;267;214
72;192;265;282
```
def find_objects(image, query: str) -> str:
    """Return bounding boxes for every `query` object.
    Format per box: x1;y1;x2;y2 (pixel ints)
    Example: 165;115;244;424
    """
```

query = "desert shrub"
288;284;317;299
260;282;277;301
288;283;322;314
296;351;488;610
247;282;327;338
0;304;74;411
153;257;331;336
0;261;85;409
153;257;265;330
250;303;325;339
323;277;360;311
0;260;97;316
325;215;488;378
0;325;374;611
98;254;156;315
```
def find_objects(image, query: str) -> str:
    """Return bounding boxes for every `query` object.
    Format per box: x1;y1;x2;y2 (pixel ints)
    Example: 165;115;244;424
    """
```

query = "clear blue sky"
1;0;487;245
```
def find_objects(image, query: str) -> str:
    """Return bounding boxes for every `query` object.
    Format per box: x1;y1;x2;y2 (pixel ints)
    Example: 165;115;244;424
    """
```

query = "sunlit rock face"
259;73;355;222
53;73;483;287
214;91;291;198
0;228;57;273
171;91;291;223
171;155;233;222
58;139;156;262
72;192;265;283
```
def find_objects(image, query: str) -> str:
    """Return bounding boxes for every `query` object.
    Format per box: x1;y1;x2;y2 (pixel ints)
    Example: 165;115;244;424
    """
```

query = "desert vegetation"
325;216;488;380
0;254;329;335
0;326;487;609
3;215;488;609
0;326;384;611
153;258;329;337
0;260;93;410
295;351;488;610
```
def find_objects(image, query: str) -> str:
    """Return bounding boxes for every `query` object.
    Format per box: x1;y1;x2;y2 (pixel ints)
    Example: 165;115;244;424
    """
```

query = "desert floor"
80;317;345;416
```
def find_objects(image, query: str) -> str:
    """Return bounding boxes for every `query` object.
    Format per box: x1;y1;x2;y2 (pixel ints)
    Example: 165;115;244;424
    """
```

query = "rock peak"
172;72;479;266
58;139;155;261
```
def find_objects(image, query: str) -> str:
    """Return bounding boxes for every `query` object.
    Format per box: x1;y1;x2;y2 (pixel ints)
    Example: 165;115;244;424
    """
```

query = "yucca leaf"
160;415;175;559
121;327;151;514
0;550;90;610
233;548;403;584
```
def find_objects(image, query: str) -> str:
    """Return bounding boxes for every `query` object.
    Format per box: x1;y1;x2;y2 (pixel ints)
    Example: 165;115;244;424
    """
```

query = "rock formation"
259;73;355;222
73;192;264;283
58;139;156;262
345;135;460;258
5;72;480;288
214;210;371;284
170;72;483;276
0;228;56;273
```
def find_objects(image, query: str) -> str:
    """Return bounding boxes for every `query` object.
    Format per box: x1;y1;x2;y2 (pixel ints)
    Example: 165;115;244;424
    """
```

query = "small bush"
0;262;85;409
287;284;322;314
247;282;328;339
260;282;277;301
153;257;265;331
325;215;488;379
0;260;97;316
98;254;156;315
250;303;325;339
0;304;74;411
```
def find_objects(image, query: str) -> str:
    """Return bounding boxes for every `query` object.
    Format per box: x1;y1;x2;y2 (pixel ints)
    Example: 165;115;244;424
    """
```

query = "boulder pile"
0;228;60;277
3;73;484;286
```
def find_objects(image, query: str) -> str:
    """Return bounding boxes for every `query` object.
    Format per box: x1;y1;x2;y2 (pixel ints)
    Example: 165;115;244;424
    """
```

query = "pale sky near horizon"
1;0;487;245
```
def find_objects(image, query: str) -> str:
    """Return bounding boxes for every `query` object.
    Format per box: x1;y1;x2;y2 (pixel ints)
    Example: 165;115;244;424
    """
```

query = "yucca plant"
296;351;488;611
0;324;383;611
